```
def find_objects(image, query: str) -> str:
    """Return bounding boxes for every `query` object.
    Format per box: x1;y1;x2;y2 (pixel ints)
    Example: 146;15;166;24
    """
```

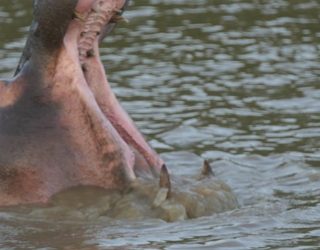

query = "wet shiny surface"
1;0;320;249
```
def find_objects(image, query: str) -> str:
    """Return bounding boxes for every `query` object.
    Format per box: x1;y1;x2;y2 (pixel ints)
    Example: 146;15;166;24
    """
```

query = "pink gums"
73;0;164;172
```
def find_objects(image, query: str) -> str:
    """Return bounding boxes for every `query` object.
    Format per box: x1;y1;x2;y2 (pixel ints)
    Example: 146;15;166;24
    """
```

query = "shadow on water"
0;0;320;249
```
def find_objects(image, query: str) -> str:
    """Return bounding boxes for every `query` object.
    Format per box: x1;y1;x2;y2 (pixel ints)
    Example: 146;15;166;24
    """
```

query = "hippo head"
0;0;165;205
0;1;238;218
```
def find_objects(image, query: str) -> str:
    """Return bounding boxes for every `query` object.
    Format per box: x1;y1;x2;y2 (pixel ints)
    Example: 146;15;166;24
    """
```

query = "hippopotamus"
0;0;164;205
0;0;238;219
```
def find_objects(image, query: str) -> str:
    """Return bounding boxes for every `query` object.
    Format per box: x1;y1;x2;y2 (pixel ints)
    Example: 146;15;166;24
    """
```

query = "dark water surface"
1;0;320;249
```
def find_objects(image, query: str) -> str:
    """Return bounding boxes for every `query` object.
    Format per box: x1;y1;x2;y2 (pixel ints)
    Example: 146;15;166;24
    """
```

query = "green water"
0;0;320;249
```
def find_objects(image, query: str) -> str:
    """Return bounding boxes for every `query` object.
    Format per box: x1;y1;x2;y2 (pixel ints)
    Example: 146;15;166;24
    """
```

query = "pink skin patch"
69;0;164;172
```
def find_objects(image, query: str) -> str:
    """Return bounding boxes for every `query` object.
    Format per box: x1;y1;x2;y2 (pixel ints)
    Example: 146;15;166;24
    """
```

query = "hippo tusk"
152;164;172;207
159;164;171;195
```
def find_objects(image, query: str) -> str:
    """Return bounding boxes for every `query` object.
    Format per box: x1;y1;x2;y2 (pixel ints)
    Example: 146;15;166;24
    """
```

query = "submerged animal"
0;0;238;218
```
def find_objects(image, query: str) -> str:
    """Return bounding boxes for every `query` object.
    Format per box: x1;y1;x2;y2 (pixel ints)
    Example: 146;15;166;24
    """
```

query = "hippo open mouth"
0;0;164;205
60;0;164;172
0;0;239;217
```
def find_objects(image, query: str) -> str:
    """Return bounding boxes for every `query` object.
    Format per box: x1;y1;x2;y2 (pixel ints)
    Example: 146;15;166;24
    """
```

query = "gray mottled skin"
15;0;78;75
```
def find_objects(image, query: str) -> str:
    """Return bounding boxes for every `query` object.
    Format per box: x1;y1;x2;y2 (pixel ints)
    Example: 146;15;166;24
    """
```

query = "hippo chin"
25;162;238;222
0;0;163;206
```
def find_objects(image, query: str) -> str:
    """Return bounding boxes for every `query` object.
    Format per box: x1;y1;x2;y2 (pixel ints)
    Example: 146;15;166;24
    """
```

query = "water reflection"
1;0;320;249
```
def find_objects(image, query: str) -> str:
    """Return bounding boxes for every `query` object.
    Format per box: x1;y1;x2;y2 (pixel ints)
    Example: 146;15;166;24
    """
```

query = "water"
0;0;320;249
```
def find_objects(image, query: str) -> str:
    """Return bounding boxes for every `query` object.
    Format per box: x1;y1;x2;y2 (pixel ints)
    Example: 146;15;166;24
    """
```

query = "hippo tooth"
159;164;171;198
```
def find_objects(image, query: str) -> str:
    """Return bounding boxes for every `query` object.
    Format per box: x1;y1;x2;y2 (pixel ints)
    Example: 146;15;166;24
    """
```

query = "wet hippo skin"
0;0;164;205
